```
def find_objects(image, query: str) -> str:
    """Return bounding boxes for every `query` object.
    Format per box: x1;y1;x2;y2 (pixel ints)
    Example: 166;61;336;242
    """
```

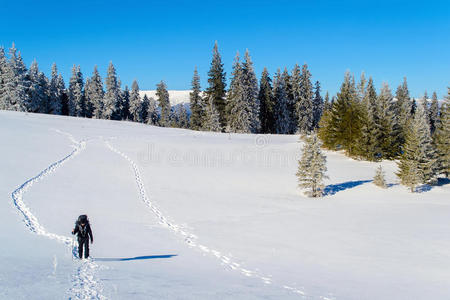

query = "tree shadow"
94;255;177;262
436;178;450;186
324;180;371;196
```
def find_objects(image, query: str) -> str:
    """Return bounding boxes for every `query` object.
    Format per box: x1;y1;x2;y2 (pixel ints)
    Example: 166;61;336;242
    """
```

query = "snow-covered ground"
1;110;449;300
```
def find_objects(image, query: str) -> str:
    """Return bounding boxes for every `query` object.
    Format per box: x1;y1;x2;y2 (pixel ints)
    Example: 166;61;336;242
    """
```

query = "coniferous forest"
0;42;448;192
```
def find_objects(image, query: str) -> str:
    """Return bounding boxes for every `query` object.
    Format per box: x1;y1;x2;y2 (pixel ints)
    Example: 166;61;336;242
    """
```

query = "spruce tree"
129;80;141;122
177;104;189;129
140;94;149;123
48;63;63;115
297;64;314;134
242;49;260;133
147;96;159;126
323;92;331;111
189;67;203;130
433;88;450;177
0;47;6;109
290;64;301;133
397;102;437;191
273;69;290;134
67;65;84;116
373;165;387;188
2;44;29;111
377;83;397;158
312;81;323;129
121;85;130;120
258;67;275;133
429;91;439;134
226;52;250;133
204;97;222;132
296;132;328;197
85;66;104;119
156;80;171;126
205;41;226;129
28;60;50;113
103;62;121;120
395;77;412;146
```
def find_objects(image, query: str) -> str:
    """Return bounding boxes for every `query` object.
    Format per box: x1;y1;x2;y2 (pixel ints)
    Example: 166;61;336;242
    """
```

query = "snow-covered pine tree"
258;67;275;133
204;96;222;132
147;96;159;126
226;52;250;133
433;88;449;178
129;80;141;122
273;69;290;134
296;64;314;134
85;66;104;119
0;47;6;109
357;72;367;102
121;85;130;120
177;104;189;129
48;63;63;115
357;76;379;160
377;83;397;158
1;44;29;111
397;101;438;191
139;94;149;123
103;62;121;120
290;64;301;133
312;81;323;129
296;132;328;197
156;80;171;127
242;49;260;133
429;91;439;134
205;41;227;129
68;65;84;117
323;92;331;111
189;67;203;130
373;165;387;188
28;60;50;113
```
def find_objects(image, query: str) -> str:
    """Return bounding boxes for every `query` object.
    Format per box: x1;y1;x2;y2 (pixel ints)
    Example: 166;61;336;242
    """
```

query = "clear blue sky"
1;0;449;98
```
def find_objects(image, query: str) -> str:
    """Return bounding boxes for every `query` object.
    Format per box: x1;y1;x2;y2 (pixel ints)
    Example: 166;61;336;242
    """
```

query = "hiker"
71;215;93;259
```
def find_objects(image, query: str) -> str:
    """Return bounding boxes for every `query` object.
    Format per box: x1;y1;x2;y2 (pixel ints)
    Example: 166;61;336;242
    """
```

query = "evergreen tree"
156;80;171;126
147;96;159;126
357;77;379;160
357;72;367;101
297;64;314;134
0;47;6;109
121;85;130;120
377;83;397;158
258;67;275;133
319;72;362;157
48;63;63;115
323;92;331;111
189;67;203;130
68;65;84;117
397;102;437;191
373;165;387;188
312;80;323;129
177;104;189;128
28;60;50;113
205;41;226;129
410;98;417;115
1;44;29;111
273;69;290;134
290;64;301;132
296;132;328;197
429;91;439;134
129;80;141;122
395;77;412;146
140;94;149;123
242;49;260;133
226;52;250;133
433;88;449;177
103;62;121;120
85;66;104;119
204;96;222;132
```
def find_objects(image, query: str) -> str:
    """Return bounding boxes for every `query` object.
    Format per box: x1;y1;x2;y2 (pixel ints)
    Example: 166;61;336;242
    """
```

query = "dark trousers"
78;237;90;259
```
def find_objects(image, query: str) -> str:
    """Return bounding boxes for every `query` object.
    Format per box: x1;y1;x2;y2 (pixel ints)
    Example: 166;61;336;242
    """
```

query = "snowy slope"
1;110;450;300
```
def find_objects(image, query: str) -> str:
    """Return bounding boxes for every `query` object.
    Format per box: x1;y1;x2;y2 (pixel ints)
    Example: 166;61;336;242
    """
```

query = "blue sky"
1;0;449;98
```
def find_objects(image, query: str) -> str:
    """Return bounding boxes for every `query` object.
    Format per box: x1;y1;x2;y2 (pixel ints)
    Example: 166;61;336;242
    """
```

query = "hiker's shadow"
94;255;177;262
324;180;371;196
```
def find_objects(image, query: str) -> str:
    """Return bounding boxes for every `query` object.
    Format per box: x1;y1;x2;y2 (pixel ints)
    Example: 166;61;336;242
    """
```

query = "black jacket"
73;222;93;243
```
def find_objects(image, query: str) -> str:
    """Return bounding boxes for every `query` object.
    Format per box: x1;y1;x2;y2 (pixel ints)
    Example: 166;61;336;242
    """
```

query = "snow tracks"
105;139;320;299
11;129;105;300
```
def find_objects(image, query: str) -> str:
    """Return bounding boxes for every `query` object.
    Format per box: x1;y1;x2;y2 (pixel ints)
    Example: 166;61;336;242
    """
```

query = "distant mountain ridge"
140;90;192;105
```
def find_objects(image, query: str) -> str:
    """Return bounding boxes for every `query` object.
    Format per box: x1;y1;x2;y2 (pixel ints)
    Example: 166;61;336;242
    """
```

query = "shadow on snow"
324;180;372;196
93;255;177;262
